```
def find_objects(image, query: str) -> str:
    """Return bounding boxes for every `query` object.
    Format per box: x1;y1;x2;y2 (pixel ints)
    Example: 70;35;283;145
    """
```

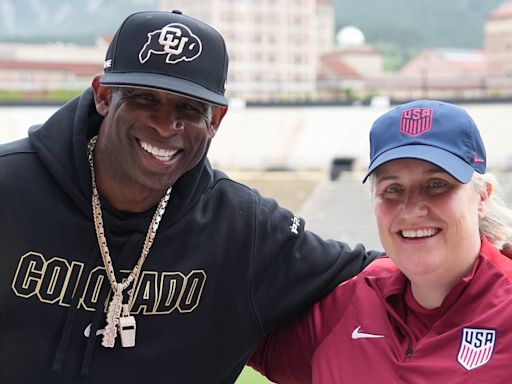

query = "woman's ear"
91;75;113;117
478;182;493;220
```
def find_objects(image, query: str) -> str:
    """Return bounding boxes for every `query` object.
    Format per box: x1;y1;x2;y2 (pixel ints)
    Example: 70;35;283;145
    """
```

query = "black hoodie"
0;88;377;383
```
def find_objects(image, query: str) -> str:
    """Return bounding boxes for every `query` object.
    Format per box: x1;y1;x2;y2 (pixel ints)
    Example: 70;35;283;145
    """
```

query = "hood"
28;87;215;230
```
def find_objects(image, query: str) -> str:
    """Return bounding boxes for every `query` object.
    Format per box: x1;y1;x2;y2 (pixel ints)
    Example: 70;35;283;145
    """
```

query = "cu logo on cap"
139;23;202;64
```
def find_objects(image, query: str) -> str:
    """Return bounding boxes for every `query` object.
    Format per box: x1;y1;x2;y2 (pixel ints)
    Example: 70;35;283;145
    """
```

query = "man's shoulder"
0;138;38;190
0;137;34;158
211;169;260;196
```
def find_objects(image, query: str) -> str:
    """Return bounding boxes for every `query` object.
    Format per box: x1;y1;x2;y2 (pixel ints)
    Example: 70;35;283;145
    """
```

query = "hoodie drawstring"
79;279;111;376
52;246;100;372
80;233;144;376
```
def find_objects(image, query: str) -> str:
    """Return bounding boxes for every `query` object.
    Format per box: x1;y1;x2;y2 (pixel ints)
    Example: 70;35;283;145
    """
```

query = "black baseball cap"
100;10;229;106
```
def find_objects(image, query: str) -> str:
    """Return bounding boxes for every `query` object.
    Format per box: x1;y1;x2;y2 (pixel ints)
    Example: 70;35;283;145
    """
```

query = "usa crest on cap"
400;108;433;137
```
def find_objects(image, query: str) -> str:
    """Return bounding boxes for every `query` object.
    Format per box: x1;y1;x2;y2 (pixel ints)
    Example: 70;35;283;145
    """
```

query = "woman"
249;100;512;383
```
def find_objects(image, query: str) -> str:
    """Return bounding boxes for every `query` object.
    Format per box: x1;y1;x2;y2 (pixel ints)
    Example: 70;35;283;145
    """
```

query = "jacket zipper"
406;339;413;359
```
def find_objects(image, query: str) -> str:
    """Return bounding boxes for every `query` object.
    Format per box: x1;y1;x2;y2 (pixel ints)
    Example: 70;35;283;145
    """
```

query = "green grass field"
235;367;274;384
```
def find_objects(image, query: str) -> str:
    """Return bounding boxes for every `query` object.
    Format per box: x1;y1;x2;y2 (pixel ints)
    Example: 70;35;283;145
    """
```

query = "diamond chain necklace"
87;135;172;348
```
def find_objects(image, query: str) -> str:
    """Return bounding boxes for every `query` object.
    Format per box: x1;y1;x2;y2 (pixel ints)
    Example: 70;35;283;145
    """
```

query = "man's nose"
170;120;185;131
149;108;185;136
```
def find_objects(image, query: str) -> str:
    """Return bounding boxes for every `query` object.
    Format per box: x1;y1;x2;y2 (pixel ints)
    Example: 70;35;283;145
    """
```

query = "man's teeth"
140;141;178;161
401;228;438;238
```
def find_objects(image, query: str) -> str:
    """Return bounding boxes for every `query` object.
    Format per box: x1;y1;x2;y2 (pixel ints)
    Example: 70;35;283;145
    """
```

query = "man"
0;10;377;383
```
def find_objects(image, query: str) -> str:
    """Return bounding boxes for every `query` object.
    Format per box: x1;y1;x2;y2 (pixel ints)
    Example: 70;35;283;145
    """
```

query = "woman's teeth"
401;228;439;238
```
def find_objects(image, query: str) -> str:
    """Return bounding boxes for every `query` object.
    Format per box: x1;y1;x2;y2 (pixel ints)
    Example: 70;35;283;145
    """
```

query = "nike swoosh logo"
473;153;485;164
351;325;385;339
84;323;105;338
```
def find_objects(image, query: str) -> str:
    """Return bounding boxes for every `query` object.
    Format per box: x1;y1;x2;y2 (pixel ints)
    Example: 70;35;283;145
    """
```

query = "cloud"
86;0;103;13
53;4;71;24
0;0;16;33
30;0;48;23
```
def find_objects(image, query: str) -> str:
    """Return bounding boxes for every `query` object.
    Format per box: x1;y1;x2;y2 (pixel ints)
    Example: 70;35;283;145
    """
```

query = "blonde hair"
472;172;512;247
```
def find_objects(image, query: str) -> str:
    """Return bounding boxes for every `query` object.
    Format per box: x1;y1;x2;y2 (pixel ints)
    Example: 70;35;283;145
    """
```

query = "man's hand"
501;242;512;259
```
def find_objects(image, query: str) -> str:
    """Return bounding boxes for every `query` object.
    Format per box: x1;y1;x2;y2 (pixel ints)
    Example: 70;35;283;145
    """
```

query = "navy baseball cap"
363;100;486;183
100;10;229;106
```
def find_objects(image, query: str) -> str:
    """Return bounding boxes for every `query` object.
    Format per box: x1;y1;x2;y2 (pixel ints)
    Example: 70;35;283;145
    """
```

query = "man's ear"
91;75;113;117
208;106;228;139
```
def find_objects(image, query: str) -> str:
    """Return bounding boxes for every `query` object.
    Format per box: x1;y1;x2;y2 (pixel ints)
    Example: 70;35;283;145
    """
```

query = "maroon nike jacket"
249;237;512;383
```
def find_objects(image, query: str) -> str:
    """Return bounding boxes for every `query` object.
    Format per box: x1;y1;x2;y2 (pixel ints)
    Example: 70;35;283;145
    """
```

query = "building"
161;0;335;102
391;48;489;99
315;0;336;56
484;2;512;96
316;26;384;100
400;48;487;78
0;37;107;95
486;2;512;77
356;48;490;101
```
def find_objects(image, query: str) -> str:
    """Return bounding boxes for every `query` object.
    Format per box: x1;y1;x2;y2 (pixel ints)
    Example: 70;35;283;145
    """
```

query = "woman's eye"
426;179;451;195
385;185;402;194
429;179;447;189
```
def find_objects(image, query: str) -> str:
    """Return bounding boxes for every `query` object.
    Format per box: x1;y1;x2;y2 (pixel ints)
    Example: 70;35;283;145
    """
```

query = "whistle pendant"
119;304;136;348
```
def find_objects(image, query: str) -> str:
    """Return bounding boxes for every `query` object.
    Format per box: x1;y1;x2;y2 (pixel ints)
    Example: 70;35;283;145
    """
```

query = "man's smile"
139;140;180;162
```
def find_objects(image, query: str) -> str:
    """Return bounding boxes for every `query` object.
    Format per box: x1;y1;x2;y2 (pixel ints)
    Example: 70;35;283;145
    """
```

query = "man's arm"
249;319;312;384
248;192;381;333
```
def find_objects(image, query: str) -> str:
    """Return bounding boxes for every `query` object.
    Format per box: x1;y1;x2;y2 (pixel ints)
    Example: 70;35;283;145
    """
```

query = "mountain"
333;0;509;69
0;0;509;68
0;0;159;43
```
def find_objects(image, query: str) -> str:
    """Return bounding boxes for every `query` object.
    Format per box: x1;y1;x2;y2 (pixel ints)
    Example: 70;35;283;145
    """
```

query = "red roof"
0;60;103;76
319;55;360;78
97;35;113;45
488;2;512;20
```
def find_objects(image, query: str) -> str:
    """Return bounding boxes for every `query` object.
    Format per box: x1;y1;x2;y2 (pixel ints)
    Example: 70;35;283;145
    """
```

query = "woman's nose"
401;193;429;218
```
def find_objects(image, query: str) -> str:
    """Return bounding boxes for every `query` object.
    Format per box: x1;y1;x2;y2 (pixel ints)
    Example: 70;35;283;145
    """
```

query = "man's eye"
182;102;207;112
135;93;157;102
120;89;157;103
177;103;208;119
180;104;198;112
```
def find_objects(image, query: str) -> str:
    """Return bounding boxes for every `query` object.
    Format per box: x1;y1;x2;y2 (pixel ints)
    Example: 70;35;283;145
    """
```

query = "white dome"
336;26;365;47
